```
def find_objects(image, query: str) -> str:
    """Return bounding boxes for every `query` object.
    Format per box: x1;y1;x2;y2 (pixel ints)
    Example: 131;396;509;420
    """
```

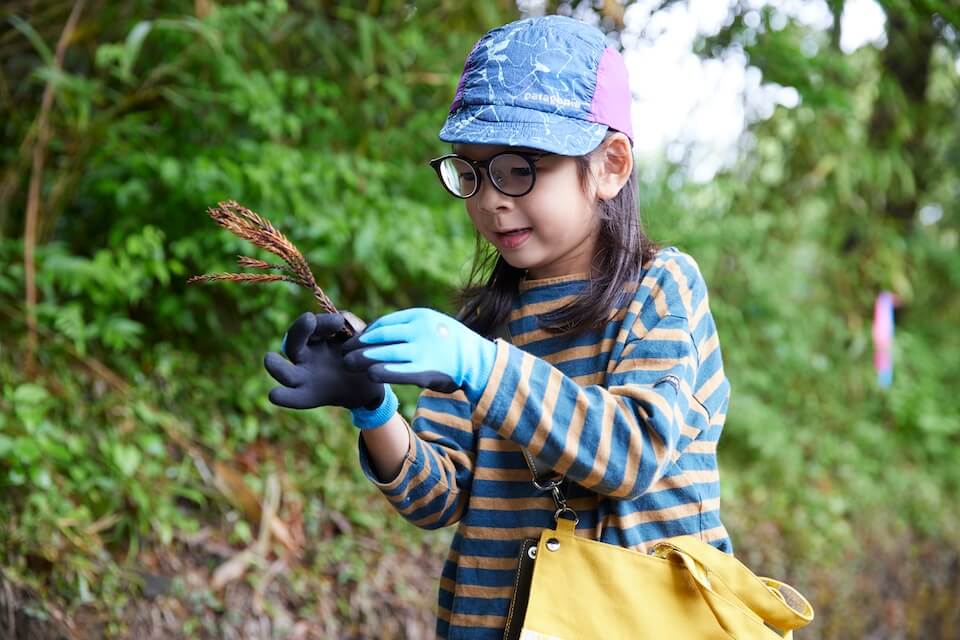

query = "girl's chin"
498;252;541;271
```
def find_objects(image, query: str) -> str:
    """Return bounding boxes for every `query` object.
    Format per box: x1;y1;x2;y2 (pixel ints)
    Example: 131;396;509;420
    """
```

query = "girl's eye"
510;167;532;177
460;173;476;183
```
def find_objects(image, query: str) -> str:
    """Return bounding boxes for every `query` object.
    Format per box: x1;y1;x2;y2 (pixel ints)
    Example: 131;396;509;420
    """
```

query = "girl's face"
454;143;600;280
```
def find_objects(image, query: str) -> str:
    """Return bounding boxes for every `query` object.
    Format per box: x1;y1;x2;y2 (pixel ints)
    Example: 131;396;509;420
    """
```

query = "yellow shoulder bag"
502;451;814;640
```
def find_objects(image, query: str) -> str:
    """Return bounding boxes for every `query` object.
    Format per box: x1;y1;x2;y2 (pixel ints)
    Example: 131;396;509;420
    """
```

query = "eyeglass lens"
437;154;534;197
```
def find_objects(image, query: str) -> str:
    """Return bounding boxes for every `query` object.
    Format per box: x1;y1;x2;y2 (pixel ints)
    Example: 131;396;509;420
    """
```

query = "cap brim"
438;104;608;156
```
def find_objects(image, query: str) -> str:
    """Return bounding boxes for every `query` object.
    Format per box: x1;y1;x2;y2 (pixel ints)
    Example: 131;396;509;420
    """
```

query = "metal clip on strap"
521;448;578;525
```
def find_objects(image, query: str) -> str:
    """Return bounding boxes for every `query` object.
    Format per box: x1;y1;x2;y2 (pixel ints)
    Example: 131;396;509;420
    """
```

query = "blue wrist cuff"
350;385;398;430
464;339;498;404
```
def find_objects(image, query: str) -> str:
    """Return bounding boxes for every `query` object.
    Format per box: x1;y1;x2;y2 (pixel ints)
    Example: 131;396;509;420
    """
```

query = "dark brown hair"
455;133;660;338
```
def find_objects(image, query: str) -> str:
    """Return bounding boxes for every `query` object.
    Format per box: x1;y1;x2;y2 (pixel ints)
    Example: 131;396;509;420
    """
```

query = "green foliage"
1;1;515;633
642;6;960;634
1;0;958;636
645;2;960;550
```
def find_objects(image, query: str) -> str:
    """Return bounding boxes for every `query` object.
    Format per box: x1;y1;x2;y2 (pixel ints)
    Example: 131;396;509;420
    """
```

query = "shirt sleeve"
358;388;476;529
472;260;706;500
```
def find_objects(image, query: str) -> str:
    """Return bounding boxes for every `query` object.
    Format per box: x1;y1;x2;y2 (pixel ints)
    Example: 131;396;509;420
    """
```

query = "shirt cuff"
357;420;420;487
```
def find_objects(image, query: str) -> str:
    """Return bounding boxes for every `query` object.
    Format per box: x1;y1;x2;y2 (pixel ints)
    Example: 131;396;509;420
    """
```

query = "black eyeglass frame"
428;151;554;199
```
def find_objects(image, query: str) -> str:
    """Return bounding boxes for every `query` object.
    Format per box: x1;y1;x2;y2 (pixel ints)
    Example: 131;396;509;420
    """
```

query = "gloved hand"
341;308;497;402
264;311;398;429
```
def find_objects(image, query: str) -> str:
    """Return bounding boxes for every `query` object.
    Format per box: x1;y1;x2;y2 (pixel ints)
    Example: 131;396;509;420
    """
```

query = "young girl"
265;15;731;639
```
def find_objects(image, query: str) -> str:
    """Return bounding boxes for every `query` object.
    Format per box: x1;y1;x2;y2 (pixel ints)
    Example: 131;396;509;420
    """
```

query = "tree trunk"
868;4;938;229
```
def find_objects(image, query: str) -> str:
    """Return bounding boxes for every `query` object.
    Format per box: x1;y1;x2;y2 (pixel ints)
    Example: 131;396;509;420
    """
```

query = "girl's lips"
494;228;532;249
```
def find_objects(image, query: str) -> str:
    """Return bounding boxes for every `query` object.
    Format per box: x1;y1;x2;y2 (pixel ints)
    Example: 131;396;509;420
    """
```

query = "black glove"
264;312;386;411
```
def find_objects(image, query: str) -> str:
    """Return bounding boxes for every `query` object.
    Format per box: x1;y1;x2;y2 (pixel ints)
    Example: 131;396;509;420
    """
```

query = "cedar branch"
189;201;351;334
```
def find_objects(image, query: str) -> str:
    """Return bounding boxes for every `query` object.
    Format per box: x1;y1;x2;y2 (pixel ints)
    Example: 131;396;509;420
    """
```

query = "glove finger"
312;312;346;339
268;386;319;410
264;352;309;387
362;308;431;334
367;363;459;394
284;312;317;360
363;342;419;364
343;342;415;371
343;323;413;351
342;344;380;372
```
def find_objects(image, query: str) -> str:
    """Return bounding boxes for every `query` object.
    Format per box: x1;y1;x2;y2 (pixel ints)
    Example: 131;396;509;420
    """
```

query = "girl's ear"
592;132;634;201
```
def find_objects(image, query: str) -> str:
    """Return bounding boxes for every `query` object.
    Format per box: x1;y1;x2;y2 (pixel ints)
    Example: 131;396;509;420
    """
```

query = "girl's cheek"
464;204;479;224
465;208;491;238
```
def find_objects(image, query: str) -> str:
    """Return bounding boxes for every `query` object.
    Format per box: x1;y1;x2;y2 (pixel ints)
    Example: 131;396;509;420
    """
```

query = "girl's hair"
456;132;660;338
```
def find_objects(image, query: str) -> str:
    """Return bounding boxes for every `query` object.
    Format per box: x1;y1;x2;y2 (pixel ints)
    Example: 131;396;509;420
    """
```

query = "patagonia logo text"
522;91;582;110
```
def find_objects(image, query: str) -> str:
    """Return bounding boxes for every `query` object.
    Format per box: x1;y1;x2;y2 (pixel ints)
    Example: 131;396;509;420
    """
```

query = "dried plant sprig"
236;256;291;273
189;201;355;336
205;201;330;302
187;273;295;285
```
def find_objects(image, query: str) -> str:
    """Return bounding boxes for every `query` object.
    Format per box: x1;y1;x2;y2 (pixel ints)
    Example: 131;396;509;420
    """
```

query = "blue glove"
341;308;497;402
264;311;398;429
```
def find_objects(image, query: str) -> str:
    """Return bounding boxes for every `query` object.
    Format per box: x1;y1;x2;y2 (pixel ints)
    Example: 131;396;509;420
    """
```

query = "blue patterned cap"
439;16;633;156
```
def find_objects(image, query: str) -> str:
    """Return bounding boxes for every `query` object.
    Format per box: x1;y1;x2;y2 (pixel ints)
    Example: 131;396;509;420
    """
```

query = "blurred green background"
1;0;957;637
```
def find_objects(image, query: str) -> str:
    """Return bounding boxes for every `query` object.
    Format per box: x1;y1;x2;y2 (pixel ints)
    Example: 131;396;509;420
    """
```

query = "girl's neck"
524;259;593;280
525;266;588;280
519;270;590;290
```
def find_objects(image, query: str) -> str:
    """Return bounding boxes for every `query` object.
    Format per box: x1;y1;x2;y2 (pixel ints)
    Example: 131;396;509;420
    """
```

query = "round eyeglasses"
429;151;554;199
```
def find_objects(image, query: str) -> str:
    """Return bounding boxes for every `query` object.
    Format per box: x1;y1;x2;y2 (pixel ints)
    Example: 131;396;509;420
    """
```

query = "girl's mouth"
495;227;532;249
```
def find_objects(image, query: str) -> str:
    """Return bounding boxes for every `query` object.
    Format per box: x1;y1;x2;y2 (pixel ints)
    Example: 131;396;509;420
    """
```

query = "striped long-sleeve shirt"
357;247;731;639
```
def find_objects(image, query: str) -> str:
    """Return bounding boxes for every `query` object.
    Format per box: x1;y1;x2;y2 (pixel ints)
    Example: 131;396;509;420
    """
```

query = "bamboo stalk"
23;0;87;378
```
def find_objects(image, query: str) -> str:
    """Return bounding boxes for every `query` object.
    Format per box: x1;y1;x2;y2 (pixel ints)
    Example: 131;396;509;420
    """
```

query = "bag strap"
653;537;814;631
519;447;578;524
493;321;578;523
519;447;562;487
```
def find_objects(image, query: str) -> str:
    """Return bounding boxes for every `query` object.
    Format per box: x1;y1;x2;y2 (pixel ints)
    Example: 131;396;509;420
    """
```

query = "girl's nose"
475;172;513;213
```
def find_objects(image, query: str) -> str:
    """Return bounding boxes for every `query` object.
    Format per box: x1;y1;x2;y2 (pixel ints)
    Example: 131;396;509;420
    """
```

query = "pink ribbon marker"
872;292;897;388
